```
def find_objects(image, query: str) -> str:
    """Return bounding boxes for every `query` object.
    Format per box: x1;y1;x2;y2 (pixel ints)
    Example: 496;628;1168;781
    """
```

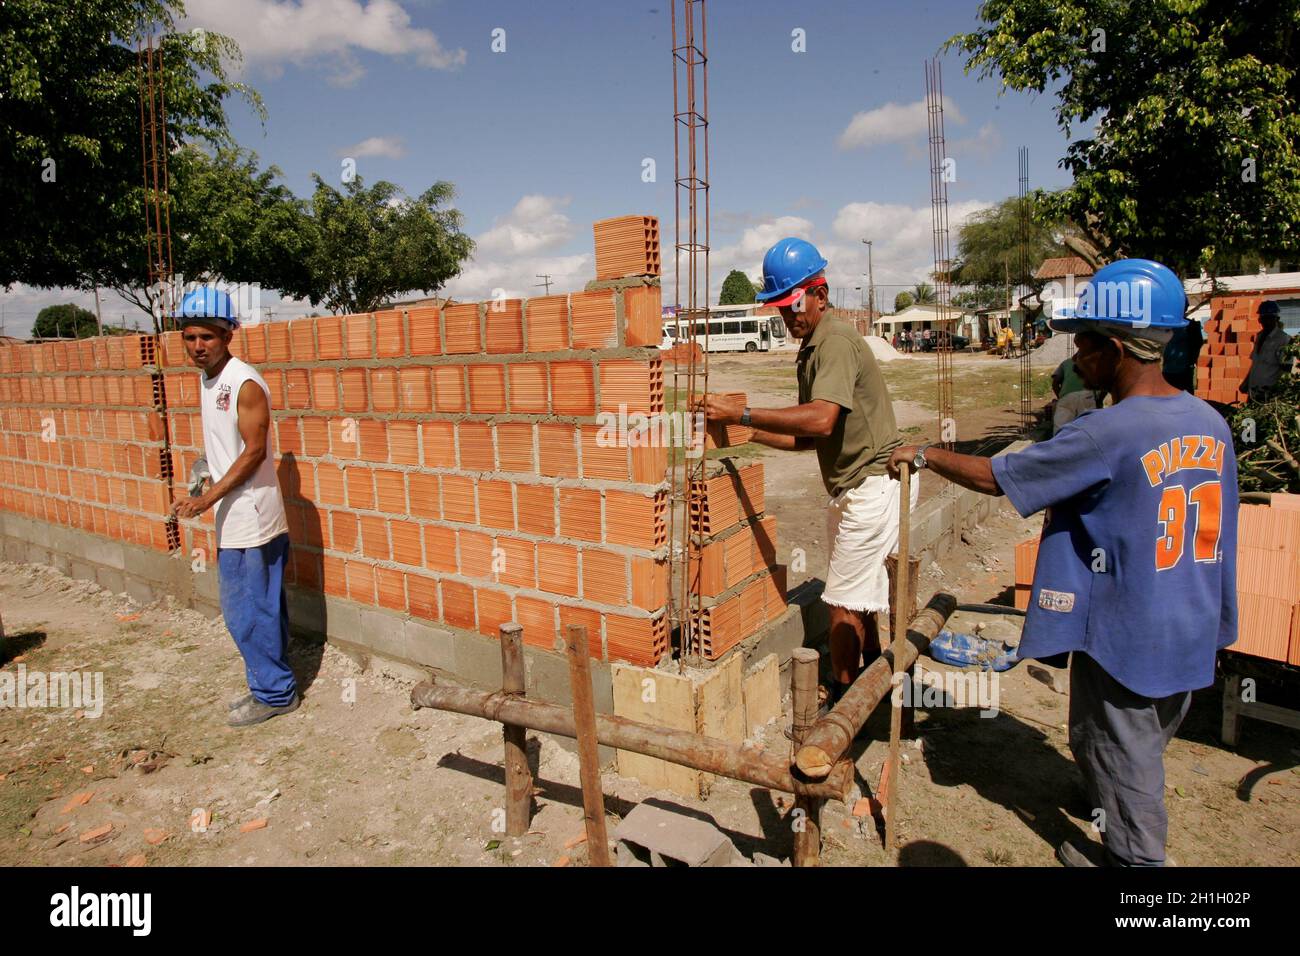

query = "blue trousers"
1068;652;1191;866
218;532;297;707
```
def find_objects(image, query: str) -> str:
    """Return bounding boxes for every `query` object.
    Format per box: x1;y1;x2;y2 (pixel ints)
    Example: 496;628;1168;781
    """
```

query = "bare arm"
173;380;272;518
697;391;839;452
887;444;1002;496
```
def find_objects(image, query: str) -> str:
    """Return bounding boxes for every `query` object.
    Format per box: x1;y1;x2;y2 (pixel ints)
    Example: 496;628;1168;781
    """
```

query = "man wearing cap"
699;238;914;708
886;259;1238;867
171;287;300;727
1241;300;1292;402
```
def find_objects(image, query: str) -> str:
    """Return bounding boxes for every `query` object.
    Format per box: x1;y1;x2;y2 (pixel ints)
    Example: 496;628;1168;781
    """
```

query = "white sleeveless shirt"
199;355;289;549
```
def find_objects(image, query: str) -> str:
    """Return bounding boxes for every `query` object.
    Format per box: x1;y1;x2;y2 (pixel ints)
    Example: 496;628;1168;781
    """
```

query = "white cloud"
336;135;407;159
182;0;466;84
830;199;993;293
950;122;1002;161
437;194;586;300
475;195;575;257
837;96;964;151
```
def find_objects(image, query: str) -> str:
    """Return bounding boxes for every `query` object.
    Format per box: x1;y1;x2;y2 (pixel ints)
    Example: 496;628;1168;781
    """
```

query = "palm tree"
912;281;937;305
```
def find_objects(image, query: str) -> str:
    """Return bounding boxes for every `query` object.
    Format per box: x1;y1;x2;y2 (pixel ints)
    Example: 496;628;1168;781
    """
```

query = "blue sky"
4;0;1078;335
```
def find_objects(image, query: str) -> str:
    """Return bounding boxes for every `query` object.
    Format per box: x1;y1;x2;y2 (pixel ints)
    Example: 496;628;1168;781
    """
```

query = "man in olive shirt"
700;238;914;703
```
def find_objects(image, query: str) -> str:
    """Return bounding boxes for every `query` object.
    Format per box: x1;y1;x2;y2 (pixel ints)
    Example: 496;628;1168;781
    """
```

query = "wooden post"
793;592;957;778
563;624;611;866
885;553;922;738
499;622;531;836
885;465;911;858
791;647;822;867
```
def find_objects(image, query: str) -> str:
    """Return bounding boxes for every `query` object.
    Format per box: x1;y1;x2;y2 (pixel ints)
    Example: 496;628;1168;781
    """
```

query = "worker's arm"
887;444;1002;497
173;380;271;518
696;392;838;449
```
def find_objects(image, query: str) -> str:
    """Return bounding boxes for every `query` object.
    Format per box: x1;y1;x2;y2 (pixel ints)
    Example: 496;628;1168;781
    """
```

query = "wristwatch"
912;444;931;470
740;407;752;427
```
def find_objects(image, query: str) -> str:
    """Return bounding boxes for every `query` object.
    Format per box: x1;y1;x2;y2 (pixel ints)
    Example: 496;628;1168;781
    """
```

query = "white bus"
661;306;787;352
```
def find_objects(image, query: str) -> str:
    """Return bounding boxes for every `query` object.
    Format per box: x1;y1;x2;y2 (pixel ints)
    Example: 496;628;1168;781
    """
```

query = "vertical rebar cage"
925;59;955;449
137;33;176;332
668;0;710;663
1017;147;1033;433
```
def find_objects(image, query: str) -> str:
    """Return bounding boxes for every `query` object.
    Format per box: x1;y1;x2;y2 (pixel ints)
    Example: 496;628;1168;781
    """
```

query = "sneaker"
1056;840;1100;867
227;691;254;711
227;693;301;728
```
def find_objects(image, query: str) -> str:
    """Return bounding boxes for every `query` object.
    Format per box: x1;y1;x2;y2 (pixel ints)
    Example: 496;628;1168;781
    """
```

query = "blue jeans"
218;532;297;707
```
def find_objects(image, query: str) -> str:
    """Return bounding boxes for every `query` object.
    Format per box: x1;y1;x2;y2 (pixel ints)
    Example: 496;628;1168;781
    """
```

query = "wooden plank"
611;663;699;797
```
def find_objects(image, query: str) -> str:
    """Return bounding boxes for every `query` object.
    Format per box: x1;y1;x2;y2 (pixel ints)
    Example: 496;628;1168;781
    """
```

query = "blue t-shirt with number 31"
991;391;1238;698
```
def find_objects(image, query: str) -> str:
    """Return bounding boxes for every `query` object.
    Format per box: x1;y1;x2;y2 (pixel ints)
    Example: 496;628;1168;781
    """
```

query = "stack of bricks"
0;334;180;553
1196;294;1264;404
1233;497;1300;665
593;215;660;281
687;461;788;660
155;274;672;665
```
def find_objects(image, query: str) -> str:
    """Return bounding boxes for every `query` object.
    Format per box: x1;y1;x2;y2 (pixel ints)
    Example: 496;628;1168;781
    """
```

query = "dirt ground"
2;348;1297;867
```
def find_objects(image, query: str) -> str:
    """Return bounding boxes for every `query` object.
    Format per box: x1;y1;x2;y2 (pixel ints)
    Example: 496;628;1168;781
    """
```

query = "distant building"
1034;255;1096;320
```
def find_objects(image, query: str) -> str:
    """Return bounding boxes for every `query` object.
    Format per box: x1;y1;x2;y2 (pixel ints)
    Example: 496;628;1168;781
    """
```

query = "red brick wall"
0;214;792;668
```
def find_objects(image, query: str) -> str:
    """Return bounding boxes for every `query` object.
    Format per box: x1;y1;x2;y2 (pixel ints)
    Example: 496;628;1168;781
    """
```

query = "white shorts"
823;473;920;613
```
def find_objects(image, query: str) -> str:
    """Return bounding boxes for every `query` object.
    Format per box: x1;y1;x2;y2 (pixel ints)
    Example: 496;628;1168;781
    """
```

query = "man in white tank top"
170;288;300;727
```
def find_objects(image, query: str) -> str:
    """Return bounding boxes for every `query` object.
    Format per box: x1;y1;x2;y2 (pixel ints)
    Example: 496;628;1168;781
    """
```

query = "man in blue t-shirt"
887;259;1238;867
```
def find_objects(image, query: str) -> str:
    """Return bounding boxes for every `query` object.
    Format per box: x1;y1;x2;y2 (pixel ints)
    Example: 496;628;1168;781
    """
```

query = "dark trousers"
1067;653;1191;866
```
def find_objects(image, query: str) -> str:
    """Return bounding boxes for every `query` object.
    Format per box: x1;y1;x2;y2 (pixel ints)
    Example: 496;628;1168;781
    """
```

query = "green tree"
108;145;320;315
894;290;914;312
911;282;936;305
305;175;474;314
2;1;260;296
947;0;1300;276
32;303;98;338
950;195;1070;311
719;269;759;305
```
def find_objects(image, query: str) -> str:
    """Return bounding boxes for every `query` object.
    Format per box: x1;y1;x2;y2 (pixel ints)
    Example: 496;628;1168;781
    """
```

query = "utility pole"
535;274;553;296
94;285;103;336
861;238;875;319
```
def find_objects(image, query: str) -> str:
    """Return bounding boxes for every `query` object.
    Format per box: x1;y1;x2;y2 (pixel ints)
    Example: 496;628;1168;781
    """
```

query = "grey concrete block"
614;803;736;867
403;618;455;672
192;566;219;603
68;559;98;585
357;605;407;661
123;574;155;607
77;535;126;571
453;630;504;690
26;543;52;567
322;596;361;644
95;567;125;595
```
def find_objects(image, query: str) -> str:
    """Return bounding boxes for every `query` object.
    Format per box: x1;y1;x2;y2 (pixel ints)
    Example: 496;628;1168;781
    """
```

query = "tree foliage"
305;175;474;315
893;291;914;312
32;303;98;338
1231;338;1300;494
1;0;259;292
947;0;1300;276
951;195;1070;310
719;269;759;305
911;282;937;305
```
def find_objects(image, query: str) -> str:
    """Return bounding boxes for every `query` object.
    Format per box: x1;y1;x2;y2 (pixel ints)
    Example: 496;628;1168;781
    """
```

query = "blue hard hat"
1050;258;1186;332
755;237;829;306
173;286;239;328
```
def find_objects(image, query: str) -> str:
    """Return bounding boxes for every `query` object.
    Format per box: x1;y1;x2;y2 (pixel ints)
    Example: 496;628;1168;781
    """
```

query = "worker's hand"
887;446;919;480
693;392;746;426
172;493;213;519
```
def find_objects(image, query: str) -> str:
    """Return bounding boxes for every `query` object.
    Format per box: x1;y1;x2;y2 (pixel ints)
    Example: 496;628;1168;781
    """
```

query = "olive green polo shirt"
797;316;901;497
